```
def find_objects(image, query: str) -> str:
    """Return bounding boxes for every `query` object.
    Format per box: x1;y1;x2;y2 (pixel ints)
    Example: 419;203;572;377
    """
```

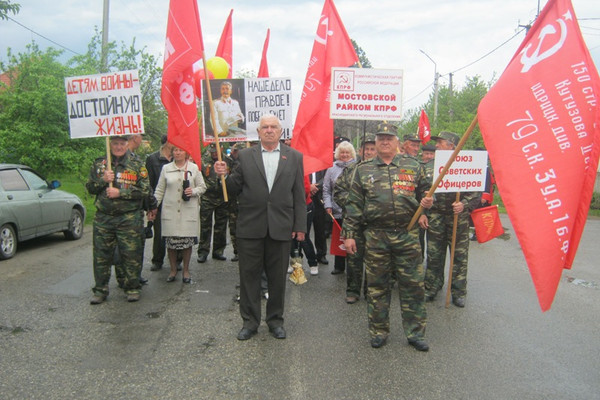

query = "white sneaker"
287;265;293;273
310;266;319;276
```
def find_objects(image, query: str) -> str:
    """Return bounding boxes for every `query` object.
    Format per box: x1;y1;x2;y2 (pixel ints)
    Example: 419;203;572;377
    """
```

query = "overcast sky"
1;0;599;119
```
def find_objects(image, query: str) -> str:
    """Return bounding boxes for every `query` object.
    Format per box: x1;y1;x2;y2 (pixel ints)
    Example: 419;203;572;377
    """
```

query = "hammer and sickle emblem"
519;13;569;73
315;15;334;45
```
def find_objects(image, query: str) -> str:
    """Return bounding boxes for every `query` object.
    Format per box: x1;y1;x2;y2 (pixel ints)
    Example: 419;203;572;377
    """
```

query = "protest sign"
433;150;488;193
329;68;403;121
202;77;292;142
65;70;144;138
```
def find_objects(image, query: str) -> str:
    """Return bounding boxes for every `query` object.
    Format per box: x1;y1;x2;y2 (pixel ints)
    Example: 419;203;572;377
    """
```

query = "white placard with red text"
65;69;144;139
433;150;488;193
329;67;403;121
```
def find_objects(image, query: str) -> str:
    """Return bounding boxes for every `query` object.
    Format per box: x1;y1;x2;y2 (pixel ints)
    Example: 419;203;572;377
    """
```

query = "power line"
6;16;82;56
448;27;526;76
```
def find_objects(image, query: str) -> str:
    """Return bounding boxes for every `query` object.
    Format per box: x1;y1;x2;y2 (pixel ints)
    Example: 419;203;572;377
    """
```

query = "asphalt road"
0;214;599;400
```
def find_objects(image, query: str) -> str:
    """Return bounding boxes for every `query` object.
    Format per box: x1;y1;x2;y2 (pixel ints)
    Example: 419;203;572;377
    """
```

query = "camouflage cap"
232;142;246;150
430;131;460;146
376;123;398;136
361;133;376;146
403;134;421;143
422;143;436;152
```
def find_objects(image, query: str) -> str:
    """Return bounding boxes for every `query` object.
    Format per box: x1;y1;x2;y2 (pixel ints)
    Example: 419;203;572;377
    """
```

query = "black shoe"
212;254;227;261
317;256;329;265
197;254;207;263
166;275;176;282
425;292;437;302
182;276;191;284
237;328;257;340
150;263;162;271
370;336;387;348
269;326;286;339
231;254;239;262
408;339;429;352
139;277;148;285
452;297;465;308
331;269;344;275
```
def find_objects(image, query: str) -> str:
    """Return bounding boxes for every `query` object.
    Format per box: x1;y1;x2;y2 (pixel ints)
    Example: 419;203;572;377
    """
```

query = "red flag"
215;9;233;79
329;218;347;257
478;0;600;311
471;205;504;243
291;0;358;175
418;109;431;144
161;0;204;165
258;29;270;78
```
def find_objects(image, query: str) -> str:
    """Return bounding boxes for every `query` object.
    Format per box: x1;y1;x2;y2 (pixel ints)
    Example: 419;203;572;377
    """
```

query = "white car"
0;164;86;259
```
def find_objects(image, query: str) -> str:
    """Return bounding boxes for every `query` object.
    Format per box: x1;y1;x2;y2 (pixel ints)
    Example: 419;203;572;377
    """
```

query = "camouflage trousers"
198;197;228;257
364;228;427;340
346;228;366;298
115;210;146;285
425;212;470;300
93;211;143;296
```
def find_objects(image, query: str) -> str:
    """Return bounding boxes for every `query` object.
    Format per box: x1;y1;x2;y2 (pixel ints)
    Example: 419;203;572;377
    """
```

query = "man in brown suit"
215;115;306;340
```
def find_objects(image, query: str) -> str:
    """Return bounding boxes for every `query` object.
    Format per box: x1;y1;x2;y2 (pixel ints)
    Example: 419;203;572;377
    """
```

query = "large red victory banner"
478;0;600;311
161;0;204;164
215;9;233;79
291;0;358;175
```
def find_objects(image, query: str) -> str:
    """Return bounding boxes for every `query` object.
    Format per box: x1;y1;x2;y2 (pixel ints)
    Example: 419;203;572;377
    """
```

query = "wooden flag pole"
201;51;228;202
105;137;113;188
407;114;478;230
445;191;461;308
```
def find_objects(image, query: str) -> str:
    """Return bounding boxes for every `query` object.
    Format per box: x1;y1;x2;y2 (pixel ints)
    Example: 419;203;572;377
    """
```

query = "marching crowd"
86;115;492;350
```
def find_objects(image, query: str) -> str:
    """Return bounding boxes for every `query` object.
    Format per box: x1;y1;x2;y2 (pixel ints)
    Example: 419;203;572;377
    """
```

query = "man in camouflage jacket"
343;124;433;351
86;135;150;304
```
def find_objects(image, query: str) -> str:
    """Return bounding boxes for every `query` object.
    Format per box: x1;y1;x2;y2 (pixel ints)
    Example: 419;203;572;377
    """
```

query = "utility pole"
101;0;110;72
420;49;439;128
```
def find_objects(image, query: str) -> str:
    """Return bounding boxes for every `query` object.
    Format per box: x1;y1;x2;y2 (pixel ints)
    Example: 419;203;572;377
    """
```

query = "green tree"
399;75;493;150
0;0;20;20
0;44;104;176
351;39;372;68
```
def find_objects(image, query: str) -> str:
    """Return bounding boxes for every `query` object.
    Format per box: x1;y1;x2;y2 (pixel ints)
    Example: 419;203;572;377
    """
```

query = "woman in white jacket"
154;147;206;283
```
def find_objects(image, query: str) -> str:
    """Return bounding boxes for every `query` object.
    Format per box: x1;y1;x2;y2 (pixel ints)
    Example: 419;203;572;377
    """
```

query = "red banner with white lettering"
161;0;204;165
215;9;233;79
258;29;270;78
418;109;431;144
291;0;358;175
478;0;600;311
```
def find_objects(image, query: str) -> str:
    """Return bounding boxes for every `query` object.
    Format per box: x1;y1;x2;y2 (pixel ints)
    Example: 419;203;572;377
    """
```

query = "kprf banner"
65;70;144;138
329;68;403;121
